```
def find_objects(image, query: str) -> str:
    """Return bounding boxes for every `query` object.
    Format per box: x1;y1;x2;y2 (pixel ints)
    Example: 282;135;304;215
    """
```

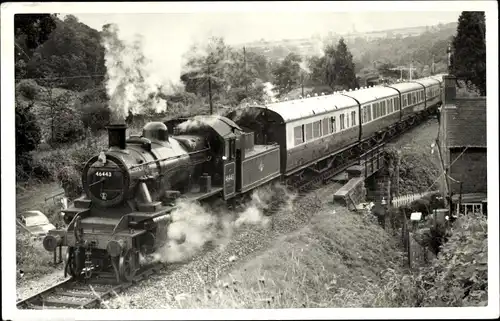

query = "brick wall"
449;148;487;194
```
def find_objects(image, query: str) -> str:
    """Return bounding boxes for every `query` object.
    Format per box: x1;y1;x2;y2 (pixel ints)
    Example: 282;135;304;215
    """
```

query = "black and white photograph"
2;1;498;320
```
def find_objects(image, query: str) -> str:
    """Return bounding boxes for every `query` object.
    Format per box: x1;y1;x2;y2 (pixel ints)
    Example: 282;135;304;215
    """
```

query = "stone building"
437;75;487;215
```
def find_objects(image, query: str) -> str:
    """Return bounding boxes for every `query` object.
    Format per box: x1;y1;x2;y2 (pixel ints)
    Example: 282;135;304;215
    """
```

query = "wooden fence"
391;190;439;208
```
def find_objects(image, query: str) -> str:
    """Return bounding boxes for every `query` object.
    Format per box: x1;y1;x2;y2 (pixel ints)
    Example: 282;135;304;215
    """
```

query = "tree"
271;52;302;96
21;15;106;91
450;11;486;95
308;55;326;86
15;100;42;177
180;37;232;113
14;14;58;80
40;86;84;145
180;38;266;109
324;38;359;91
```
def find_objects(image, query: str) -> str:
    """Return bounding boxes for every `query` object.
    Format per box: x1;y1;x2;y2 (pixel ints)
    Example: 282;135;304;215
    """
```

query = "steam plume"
101;24;168;123
143;183;295;264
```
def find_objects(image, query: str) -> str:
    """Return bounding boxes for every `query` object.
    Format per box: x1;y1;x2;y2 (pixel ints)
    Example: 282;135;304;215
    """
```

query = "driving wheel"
119;249;138;282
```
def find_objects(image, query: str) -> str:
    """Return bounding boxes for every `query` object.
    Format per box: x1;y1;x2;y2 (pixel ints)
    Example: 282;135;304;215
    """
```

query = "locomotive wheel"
119;249;138;282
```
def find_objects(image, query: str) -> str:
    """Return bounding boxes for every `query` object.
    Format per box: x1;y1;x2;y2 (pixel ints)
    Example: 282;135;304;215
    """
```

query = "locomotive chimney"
107;123;127;150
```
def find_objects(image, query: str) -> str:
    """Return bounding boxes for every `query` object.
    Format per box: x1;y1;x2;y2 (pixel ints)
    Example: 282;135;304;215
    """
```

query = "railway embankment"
143;205;406;309
103;118;447;308
112;117;484;309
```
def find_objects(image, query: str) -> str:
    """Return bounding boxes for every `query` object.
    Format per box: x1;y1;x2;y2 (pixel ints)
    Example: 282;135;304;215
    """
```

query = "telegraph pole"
208;63;213;115
301;72;305;97
409;60;413;81
243;46;248;97
431;55;435;75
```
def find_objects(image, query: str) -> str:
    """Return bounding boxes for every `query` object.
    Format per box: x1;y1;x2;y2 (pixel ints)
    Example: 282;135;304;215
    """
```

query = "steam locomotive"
42;74;446;283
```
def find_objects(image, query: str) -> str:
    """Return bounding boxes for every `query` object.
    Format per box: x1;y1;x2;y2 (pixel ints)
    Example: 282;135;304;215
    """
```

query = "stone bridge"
332;143;388;210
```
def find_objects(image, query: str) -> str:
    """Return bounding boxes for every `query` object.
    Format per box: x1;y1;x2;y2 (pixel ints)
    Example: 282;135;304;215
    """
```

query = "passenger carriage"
386;82;427;119
341;86;401;142
228;93;361;176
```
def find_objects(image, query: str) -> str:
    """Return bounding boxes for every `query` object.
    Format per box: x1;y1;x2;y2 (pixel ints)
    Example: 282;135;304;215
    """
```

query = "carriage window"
339;114;345;130
412;93;417;104
346;113;350;128
331;116;337;133
322;117;330;135
408;93;412;105
351;111;356;126
313;121;321;138
294;126;304;145
367;104;372;121
305;123;313;141
381;101;386;116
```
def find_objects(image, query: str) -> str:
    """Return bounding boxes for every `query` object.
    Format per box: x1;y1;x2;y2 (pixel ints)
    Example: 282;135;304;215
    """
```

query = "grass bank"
109;206;408;309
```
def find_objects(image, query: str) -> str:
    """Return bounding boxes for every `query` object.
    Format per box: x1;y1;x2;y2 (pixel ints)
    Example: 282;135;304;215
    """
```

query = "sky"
74;11;461;44
69;11;461;90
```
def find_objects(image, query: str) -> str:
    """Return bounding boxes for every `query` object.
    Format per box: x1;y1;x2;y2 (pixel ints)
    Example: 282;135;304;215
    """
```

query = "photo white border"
2;1;498;320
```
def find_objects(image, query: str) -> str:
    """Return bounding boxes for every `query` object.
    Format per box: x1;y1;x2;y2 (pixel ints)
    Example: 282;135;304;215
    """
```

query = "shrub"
47;108;86;145
16;100;42;181
56;166;83;200
360;212;487;307
419;212;488;307
80;101;111;132
16;232;56;284
16;79;40;100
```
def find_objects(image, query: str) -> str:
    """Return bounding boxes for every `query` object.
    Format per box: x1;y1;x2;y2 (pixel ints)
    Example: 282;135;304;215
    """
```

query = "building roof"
445;97;487;148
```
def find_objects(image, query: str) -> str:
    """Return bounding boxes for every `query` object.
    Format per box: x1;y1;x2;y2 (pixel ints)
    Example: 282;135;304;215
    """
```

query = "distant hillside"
237;22;456;81
235;22;457;59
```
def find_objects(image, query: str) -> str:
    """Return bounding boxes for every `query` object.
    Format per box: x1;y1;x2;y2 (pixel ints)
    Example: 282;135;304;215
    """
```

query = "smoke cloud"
142;183;295;264
101;24;169;123
263;82;278;103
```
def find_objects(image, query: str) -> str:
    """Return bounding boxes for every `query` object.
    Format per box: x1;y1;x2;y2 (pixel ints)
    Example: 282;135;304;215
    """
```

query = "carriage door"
223;138;236;199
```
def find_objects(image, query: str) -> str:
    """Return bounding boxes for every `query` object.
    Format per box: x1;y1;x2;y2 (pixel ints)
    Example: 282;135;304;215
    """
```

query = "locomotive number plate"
95;171;113;177
225;173;235;183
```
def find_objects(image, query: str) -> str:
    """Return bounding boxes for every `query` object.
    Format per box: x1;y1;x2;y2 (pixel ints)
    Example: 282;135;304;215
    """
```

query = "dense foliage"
15;99;42;179
16;14;106;91
382;212;488;307
420;212;488;306
450;12;486;95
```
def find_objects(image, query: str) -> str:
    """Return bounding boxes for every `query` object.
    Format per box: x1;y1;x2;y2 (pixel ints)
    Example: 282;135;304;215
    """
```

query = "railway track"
16;263;164;309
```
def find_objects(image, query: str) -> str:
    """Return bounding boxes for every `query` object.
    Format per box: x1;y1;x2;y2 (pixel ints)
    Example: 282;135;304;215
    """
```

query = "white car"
16;210;56;238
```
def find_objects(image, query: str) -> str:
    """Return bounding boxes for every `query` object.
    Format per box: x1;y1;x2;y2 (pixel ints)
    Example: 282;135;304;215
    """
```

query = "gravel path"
105;182;342;309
